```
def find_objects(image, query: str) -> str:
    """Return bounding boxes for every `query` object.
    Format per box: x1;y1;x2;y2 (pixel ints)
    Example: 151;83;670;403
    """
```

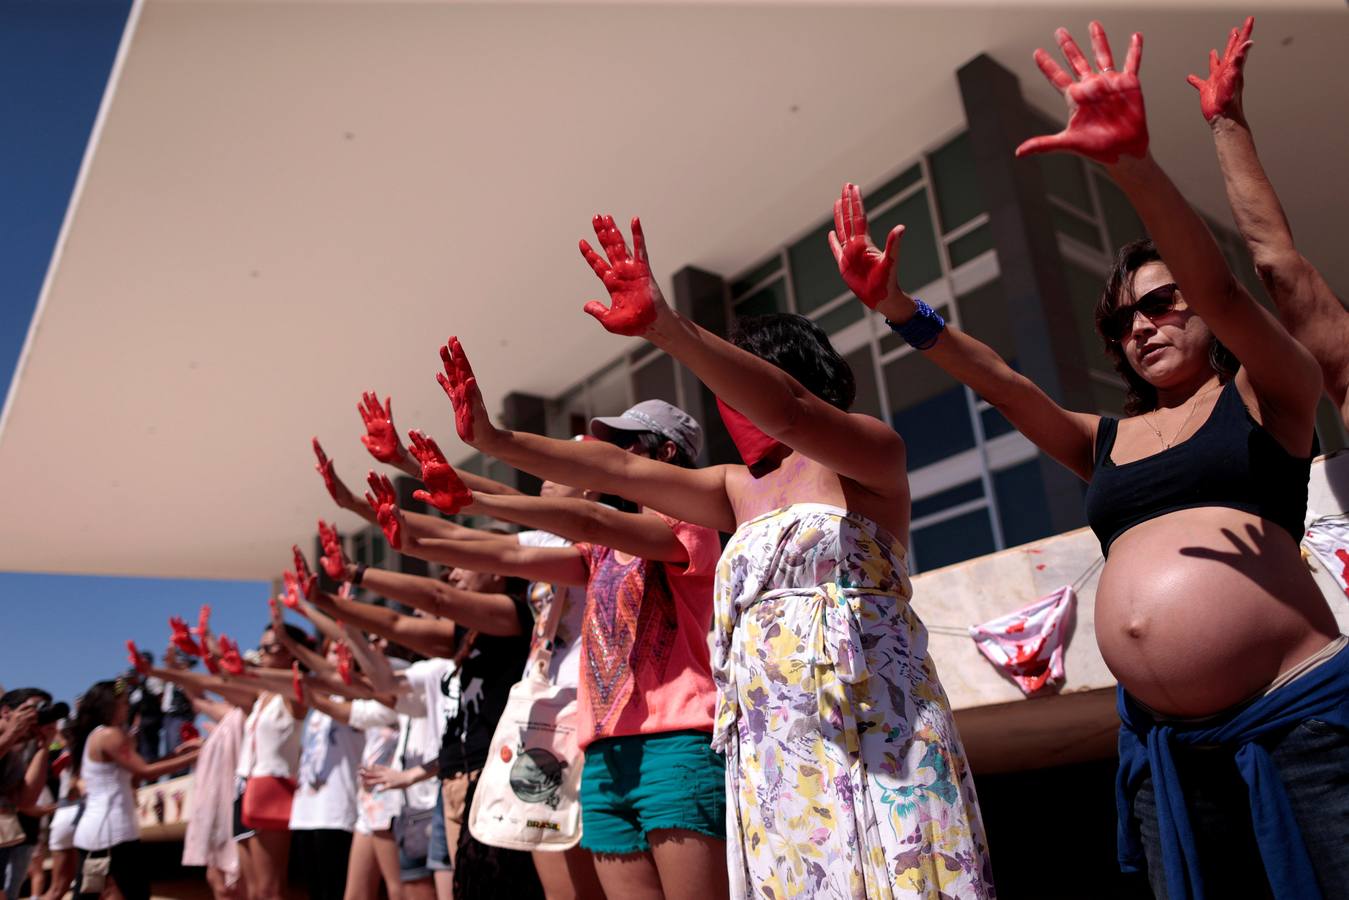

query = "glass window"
955;278;1015;360
947;222;993;268
884;352;974;469
981;406;1015;439
730;255;782;299
1051;205;1103;250
845;346;882;419
912;508;996;573
912;478;985;520
992;460;1056;548
1064;262;1111;373
873;188;942;292
1093;172;1146;249
928;131;983;232
633;352;679;406
868;163;923;206
734;278;788;318
789;221;844;314
1038;153;1092;214
812;301;864;336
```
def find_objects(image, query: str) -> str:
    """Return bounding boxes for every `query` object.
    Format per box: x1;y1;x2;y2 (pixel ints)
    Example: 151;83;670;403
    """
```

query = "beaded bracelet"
884;299;945;350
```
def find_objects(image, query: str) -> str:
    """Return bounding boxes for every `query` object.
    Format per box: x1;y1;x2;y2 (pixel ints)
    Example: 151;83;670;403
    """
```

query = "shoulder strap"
1093;416;1120;467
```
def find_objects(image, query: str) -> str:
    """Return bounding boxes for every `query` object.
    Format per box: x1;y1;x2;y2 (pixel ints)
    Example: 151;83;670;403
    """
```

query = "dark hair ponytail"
70;681;123;775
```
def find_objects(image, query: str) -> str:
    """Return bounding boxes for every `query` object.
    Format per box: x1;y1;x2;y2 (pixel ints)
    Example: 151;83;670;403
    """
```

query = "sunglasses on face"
1102;283;1180;342
259;642;284;654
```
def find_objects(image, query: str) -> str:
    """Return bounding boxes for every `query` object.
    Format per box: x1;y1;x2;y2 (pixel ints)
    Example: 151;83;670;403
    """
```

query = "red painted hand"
178;721;200;745
336;643;354;686
169;617;202;658
408;430;474;514
292;545;317;598
358;392;406;464
365;471;403;550
312;438;359;509
291;663;305;705
1016;22;1148;164
193;605;211;645
217;635;245;676
281;572;302;610
1187;16;1253;123
828;183;905;310
318;521;348;581
436;337;491;445
127;640;150;675
579;215;661;336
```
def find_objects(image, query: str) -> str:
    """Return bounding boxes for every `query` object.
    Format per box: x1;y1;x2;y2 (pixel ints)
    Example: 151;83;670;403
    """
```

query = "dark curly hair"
729;313;856;411
69;680;124;775
1095;239;1239;415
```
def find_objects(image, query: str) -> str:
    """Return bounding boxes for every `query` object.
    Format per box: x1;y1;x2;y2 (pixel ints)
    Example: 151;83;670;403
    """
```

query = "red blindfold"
716;398;784;467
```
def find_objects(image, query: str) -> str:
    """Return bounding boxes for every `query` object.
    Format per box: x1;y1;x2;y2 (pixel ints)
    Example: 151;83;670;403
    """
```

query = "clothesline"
920;554;1105;636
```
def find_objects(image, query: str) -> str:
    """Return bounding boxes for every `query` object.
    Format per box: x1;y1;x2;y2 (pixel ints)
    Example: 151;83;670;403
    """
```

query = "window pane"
633;352;679;406
1064;262;1111;373
884;352;973;469
789;221;843;314
874;189;941;292
868;163;922;206
912;508;996;573
993;460;1055;548
947;222;993;268
730;255;783;299
956;278;1015;359
1093;172;1146;249
734;278;788;318
1039;153;1092;214
928;131;983;232
812;301;864;336
845;346;882;419
1052;205;1103;250
981;406;1015;439
912;478;985;520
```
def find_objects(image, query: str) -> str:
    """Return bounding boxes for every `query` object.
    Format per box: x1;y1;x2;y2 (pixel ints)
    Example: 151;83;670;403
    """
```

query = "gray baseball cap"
590;400;702;461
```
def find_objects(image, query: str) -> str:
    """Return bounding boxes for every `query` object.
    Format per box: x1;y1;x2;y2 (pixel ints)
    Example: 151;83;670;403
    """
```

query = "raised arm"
325;557;528;637
358;391;422;479
406;430;688;562
832;183;1099;479
148;665;261;710
94;726;200;782
437;338;736;532
306;586;460;659
1189;16;1349;420
1018;22;1321;430
577;215;907;498
313;438;377;523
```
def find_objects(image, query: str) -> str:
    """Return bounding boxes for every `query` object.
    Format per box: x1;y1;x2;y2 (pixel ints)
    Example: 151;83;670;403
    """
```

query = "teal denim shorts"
579;730;726;855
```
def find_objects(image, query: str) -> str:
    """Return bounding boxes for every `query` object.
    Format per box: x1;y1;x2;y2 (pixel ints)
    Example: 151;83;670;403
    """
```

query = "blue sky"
0;0;270;707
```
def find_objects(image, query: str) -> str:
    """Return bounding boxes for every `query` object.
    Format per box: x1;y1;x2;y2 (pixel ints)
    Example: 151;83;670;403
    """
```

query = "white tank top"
236;694;301;781
73;727;139;850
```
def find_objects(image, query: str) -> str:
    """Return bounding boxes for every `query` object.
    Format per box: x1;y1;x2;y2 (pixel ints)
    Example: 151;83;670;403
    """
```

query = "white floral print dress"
713;504;995;899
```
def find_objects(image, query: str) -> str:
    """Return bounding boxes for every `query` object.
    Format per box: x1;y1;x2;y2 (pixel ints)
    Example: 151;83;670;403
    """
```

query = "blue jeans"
1132;716;1349;898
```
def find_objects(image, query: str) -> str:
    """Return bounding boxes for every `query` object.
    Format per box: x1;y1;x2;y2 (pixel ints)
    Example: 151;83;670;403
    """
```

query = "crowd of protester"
6;16;1349;900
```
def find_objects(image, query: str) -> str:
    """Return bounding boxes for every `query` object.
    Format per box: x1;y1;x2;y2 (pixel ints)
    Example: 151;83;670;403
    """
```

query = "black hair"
729;313;856;411
0;688;52;711
262;621;316;649
1095;239;1239;415
629;431;696;469
69;681;123;775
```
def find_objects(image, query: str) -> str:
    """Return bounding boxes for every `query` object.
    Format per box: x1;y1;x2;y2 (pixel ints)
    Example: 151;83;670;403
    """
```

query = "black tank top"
1084;379;1314;556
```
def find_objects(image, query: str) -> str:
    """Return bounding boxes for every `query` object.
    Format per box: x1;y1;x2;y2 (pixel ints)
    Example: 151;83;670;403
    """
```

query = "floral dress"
714;504;995;899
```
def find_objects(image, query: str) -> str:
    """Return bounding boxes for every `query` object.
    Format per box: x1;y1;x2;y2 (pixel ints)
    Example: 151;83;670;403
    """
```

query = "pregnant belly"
1095;508;1338;717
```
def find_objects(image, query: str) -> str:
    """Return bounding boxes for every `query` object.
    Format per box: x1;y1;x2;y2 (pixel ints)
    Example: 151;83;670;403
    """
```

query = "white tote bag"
467;590;582;851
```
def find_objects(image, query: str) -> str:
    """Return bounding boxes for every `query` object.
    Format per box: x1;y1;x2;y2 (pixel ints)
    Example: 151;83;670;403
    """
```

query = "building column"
957;53;1095;535
669;265;736;466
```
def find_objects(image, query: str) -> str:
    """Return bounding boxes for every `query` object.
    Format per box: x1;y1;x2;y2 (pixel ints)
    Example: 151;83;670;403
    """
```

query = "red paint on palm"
217;635;245;676
178;722;200;744
358;392;404;463
716;398;783;467
292;663;305;705
336;643;354;686
1187;16;1254;123
827;183;905;309
407;429;473;514
169;617;203;658
436;338;482;444
312;438;342;502
127;640;150;675
318;520;347;580
1016;23;1148;164
365;471;403;550
579;215;659;336
193;605;211;644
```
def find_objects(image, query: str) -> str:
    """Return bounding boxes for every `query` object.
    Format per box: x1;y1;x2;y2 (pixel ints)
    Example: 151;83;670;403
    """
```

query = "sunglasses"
1102;283;1180;342
259;642;284;654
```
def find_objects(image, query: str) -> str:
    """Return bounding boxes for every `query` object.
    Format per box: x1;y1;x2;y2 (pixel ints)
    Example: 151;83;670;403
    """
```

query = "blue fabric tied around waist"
1115;646;1349;900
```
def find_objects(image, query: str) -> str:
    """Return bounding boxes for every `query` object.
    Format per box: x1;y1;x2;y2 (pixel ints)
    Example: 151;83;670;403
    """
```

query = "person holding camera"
0;688;65;900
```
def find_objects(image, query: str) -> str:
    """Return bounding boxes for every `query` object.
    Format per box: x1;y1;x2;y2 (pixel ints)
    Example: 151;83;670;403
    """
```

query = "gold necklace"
1143;382;1221;449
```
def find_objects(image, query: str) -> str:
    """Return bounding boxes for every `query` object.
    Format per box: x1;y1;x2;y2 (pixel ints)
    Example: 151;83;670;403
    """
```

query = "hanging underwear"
1302;513;1349;599
715;397;784;467
968;585;1076;695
